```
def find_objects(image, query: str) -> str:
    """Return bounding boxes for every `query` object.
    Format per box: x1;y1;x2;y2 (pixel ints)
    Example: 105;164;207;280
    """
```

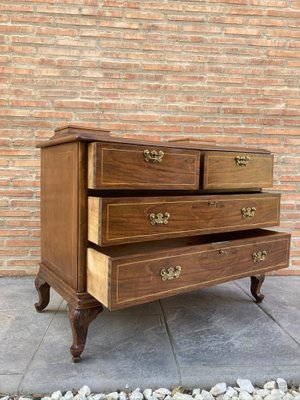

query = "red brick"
268;49;299;58
0;67;34;76
250;0;287;6
102;0;140;8
11;14;54;24
0;4;34;12
100;20;140;30
0;0;299;275
225;27;261;36
0;249;28;256
54;100;96;109
33;111;74;118
11;36;55;45
0;230;30;237
35;4;80;14
5;220;40;227
9;100;50;107
0;25;34;34
6;260;39;267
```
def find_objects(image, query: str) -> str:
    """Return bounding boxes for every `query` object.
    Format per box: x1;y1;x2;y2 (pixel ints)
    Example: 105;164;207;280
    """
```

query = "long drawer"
87;230;290;310
88;142;200;190
88;193;280;246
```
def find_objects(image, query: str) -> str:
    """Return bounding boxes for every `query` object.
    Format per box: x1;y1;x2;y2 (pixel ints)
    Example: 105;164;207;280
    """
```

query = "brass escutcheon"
235;155;250;166
149;212;170;225
252;250;268;263
208;200;218;207
241;206;256;219
144;149;164;163
219;249;228;255
160;265;182;281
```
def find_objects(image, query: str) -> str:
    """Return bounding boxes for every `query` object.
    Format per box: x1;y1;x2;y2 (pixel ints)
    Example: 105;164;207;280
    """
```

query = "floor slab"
19;308;179;393
0;277;300;394
0;277;62;312
161;282;300;368
0;375;23;394
0;278;62;376
236;276;300;344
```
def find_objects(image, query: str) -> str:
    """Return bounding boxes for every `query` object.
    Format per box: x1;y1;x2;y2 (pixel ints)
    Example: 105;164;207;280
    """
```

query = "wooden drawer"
87;230;290;310
88;192;280;246
203;151;273;189
88;142;200;190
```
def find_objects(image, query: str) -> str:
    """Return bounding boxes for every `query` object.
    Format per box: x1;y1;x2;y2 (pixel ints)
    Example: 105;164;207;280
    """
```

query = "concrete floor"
0;276;300;395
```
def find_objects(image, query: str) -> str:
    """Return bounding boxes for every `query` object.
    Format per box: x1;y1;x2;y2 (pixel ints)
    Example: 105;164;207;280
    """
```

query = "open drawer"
88;193;280;246
87;229;290;310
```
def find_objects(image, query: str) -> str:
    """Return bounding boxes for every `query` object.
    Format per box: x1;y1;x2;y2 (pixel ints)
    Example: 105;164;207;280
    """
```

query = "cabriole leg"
67;304;103;363
250;274;265;303
34;273;50;312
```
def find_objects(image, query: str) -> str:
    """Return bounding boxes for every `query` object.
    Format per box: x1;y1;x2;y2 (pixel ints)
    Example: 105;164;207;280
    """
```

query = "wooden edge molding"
38;263;101;309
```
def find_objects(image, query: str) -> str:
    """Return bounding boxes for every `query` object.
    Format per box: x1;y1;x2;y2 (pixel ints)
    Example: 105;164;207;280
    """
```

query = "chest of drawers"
35;125;290;362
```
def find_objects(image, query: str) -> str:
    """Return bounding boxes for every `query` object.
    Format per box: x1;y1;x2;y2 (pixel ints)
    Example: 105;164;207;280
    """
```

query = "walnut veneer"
35;125;290;362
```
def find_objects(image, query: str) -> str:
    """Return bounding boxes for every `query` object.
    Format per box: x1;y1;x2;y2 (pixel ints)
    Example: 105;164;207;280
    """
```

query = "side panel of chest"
40;142;87;291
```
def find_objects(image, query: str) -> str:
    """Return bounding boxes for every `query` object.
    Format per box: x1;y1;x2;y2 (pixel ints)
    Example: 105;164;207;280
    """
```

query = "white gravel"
1;379;299;400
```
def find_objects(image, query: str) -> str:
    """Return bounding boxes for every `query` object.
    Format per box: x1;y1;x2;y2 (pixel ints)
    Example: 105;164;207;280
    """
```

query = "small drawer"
88;142;200;190
87;230;290;310
88;192;280;246
203;151;273;189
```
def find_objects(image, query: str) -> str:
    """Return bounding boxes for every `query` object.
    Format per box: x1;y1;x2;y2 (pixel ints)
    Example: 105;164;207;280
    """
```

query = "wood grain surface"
86;230;290;310
88;192;281;246
41;142;79;289
88;142;200;190
203;151;273;189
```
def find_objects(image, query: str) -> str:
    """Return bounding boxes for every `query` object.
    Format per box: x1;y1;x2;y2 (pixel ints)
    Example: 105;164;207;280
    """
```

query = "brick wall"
1;0;300;275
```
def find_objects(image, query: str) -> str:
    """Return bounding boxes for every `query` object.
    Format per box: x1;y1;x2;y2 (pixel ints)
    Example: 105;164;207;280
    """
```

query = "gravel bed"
1;379;300;400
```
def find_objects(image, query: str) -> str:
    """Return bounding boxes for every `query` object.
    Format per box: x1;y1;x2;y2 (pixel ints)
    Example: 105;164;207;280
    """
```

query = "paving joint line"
159;300;182;385
234;280;300;348
17;298;64;394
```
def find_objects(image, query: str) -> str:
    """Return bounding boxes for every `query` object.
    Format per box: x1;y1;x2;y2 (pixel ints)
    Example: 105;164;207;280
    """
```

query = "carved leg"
34;273;50;312
67;304;103;363
250;274;265;303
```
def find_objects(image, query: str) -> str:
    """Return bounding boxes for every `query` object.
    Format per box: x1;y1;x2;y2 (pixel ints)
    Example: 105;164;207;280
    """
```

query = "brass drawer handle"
160;266;182;281
235;155;250;166
252;250;268;263
241;207;256;219
149;212;170;225
144;149;164;163
219;249;228;255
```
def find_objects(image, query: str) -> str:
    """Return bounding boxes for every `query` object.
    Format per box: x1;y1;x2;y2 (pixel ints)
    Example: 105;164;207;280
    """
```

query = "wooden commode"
35;125;290;362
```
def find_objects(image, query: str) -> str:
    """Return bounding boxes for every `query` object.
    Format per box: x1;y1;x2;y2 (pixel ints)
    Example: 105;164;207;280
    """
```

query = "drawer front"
87;231;290;310
88;142;200;190
88;193;280;246
203;151;273;189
